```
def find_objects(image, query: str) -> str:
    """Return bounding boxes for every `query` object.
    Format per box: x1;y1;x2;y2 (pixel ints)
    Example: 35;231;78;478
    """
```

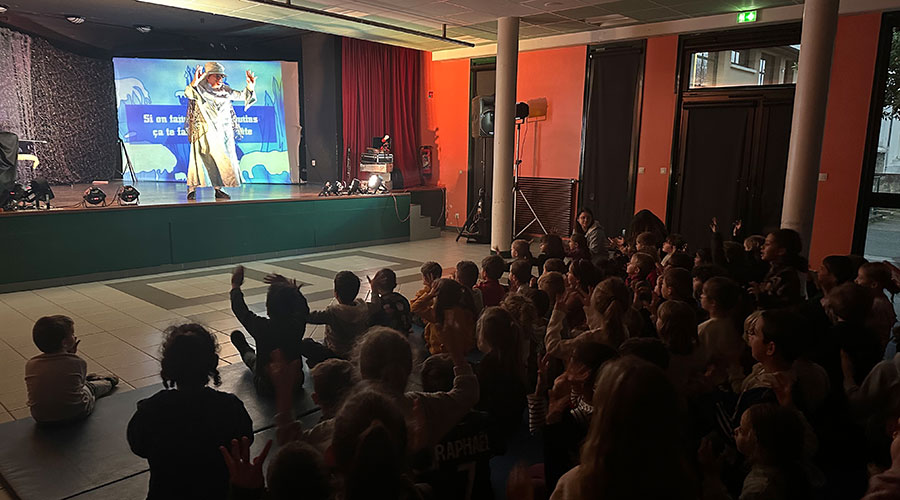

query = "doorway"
579;42;645;237
670;25;800;250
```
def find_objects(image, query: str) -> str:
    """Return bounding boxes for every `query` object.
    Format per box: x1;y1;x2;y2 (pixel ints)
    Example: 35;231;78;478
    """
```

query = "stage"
0;181;454;292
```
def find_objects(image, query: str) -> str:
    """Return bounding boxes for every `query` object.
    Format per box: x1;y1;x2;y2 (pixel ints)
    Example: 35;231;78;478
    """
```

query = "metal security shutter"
514;177;577;238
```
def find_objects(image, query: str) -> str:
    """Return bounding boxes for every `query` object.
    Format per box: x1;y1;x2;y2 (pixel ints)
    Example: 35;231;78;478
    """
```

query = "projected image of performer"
184;61;256;200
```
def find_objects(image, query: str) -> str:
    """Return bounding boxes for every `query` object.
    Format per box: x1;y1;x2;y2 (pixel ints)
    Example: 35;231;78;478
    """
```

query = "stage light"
347;178;362;195
66;16;85;24
29;178;54;208
367;174;386;193
0;5;8;14
118;185;140;204
134;25;152;33
83;186;106;206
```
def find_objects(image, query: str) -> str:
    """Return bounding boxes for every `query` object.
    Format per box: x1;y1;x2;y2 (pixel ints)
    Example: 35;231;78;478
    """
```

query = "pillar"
781;0;839;253
490;16;519;253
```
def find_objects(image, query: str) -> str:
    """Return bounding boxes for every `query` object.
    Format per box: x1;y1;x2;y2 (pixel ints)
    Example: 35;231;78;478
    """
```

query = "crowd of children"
20;207;900;500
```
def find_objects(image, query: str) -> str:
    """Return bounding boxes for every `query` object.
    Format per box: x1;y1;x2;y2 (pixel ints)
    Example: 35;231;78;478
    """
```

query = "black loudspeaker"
471;95;495;138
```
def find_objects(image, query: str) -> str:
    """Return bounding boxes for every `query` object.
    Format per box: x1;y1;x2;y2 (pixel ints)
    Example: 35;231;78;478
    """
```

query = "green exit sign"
737;10;758;23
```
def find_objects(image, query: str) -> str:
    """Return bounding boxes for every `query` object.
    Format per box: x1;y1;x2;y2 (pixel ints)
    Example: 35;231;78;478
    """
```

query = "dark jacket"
127;387;253;500
231;288;307;392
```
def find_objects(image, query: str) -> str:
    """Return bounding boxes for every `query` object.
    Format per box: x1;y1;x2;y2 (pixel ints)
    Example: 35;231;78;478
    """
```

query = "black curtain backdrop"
0;27;118;185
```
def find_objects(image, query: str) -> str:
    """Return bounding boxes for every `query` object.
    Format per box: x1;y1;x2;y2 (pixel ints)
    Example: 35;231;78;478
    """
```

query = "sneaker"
187;190;196;200
215;189;231;200
230;330;253;356
105;375;120;387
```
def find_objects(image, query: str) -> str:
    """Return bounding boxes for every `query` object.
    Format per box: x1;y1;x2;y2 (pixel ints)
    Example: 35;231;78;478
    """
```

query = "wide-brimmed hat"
205;61;226;76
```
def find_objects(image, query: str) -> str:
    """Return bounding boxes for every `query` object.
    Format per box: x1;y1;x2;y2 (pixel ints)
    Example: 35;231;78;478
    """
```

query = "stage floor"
5;180;332;212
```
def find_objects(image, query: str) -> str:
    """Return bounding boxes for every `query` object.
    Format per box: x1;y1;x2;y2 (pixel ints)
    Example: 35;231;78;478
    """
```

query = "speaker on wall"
471;95;495;138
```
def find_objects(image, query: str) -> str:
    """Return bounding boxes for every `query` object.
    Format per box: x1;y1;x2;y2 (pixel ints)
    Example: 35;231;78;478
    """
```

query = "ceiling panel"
1;0;804;53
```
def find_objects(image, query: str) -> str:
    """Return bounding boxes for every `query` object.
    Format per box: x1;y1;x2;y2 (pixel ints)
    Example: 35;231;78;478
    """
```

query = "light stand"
512;119;547;238
118;136;137;184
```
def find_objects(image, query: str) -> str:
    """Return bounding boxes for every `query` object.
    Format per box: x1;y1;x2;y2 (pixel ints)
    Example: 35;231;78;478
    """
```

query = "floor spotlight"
367;174;387;193
347;178;362;195
83;186;107;206
28;178;54;208
118;185;140;205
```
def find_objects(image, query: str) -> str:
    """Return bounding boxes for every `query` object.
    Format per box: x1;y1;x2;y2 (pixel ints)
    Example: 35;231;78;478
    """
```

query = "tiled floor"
0;232;489;422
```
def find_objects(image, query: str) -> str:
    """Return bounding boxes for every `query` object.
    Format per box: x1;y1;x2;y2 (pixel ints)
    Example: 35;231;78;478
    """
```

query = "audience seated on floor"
11;207;900;500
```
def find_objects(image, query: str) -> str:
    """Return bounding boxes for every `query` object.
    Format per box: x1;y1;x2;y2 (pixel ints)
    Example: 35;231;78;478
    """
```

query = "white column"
781;0;839;253
490;16;519;253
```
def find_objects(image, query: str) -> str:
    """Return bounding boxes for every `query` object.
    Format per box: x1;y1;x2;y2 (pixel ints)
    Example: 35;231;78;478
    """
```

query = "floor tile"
116;359;162;382
129;375;162;389
0;409;13;424
92;348;156;370
0;388;28;411
10;406;31;420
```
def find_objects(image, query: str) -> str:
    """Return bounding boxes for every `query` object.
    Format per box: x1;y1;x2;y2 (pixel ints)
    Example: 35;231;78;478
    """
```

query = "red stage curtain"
341;37;422;187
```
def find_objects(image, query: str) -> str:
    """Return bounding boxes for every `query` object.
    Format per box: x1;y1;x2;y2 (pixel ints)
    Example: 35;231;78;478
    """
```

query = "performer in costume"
184;62;256;200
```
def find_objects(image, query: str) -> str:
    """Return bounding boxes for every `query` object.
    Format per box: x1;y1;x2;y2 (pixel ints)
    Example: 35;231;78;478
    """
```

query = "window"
855;16;900;267
731;50;751;67
688;44;800;88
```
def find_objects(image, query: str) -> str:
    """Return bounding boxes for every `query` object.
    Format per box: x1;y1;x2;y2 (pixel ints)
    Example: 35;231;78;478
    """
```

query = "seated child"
538;271;567;310
656;300;706;396
701;403;821;500
271;351;359;454
127;324;253;500
661;233;687;265
626;251;657;287
543;258;568;275
661;267;707;322
537;234;567;275
855;262;899;351
454;260;484;314
635;231;661;262
566;233;591;261
414;261;443;304
304;271;370;364
475;254;508;307
356;327;479;447
512;238;536;264
419;354;497;500
751;228;806;309
254;441;331;500
368;268;412;335
411;278;478;355
229;265;309;395
25;315;119;423
509;259;535;294
698;277;746;391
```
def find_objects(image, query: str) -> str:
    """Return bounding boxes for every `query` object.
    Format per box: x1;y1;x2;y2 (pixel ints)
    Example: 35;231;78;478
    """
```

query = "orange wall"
516;46;587;179
423;54;471;227
423;46;588;225
809;12;881;265
633;35;679;221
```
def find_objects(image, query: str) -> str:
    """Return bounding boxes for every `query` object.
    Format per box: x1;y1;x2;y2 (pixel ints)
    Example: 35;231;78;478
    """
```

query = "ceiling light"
66;16;86;24
134;24;152;33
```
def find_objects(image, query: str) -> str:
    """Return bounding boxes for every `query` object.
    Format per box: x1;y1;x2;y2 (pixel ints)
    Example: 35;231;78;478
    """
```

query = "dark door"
580;43;644;236
670;90;793;250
